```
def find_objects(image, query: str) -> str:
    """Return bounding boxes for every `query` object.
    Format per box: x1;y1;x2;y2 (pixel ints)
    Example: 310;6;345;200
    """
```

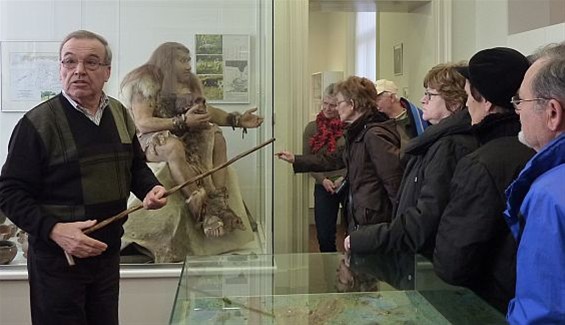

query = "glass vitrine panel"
170;252;505;324
0;0;274;266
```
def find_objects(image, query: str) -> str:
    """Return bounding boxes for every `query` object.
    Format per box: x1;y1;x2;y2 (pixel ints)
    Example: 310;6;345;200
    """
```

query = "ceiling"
309;0;431;12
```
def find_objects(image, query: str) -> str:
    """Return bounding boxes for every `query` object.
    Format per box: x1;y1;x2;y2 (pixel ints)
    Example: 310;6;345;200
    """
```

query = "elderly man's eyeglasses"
61;58;109;71
323;101;337;108
424;91;441;101
510;96;549;111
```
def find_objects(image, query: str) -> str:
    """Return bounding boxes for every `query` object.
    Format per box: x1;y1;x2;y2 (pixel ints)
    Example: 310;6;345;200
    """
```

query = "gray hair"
59;30;113;65
532;57;565;110
528;41;565;64
323;83;338;97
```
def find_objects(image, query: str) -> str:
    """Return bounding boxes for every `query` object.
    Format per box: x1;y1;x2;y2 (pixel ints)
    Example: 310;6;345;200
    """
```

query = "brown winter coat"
293;112;403;231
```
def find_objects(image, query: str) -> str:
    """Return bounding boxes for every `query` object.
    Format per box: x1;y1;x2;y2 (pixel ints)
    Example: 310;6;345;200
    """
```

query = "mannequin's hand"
185;104;210;129
239;107;264;128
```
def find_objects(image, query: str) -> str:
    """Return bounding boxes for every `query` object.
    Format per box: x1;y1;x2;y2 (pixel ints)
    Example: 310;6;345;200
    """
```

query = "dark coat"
348;251;415;291
434;112;535;313
294;112;403;231
350;109;479;258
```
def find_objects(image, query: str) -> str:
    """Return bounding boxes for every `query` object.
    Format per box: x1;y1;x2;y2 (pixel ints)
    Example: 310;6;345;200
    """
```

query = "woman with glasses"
344;63;478;259
301;84;346;252
277;76;403;235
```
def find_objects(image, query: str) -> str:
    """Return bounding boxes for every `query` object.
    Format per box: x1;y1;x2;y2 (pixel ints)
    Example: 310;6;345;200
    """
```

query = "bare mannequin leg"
211;131;228;189
206;130;246;235
145;136;211;223
146;134;228;237
145;136;200;198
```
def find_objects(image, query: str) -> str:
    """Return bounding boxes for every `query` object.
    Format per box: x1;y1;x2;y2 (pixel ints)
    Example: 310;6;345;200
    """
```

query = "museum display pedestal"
169;252;506;324
0;230;265;325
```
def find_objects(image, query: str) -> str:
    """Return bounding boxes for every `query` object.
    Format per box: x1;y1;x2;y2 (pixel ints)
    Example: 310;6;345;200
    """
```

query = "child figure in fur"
120;42;263;237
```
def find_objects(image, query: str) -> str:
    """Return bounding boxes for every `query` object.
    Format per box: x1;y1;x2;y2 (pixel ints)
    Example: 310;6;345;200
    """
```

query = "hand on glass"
335;254;355;292
239;107;264;128
344;235;351;252
275;150;295;163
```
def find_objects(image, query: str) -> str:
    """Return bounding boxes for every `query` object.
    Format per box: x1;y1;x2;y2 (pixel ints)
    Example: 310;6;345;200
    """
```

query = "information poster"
195;34;250;103
1;41;60;112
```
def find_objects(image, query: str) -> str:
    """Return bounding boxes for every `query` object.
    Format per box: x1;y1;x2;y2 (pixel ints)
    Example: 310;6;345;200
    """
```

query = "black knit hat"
457;47;530;110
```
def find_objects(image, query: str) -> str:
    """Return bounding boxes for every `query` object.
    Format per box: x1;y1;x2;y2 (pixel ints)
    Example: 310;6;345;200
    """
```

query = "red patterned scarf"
309;112;344;154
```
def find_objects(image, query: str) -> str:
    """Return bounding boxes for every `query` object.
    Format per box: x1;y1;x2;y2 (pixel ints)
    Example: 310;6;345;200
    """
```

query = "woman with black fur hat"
434;47;535;313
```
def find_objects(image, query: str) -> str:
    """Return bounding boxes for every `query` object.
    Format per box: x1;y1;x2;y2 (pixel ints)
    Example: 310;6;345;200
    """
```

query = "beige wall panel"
509;0;565;34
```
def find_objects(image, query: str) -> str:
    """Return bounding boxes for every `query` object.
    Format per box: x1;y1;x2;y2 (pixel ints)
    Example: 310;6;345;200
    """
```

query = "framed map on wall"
0;41;60;112
393;43;403;76
195;34;250;103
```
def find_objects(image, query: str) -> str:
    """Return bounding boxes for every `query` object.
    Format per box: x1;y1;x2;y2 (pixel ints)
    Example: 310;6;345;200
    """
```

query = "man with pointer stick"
0;30;167;325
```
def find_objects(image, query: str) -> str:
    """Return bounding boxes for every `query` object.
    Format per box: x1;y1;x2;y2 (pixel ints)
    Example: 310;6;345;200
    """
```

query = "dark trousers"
314;184;345;252
28;246;120;325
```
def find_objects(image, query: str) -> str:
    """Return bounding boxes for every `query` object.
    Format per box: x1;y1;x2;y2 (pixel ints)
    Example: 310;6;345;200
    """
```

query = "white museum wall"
0;0;267;220
378;0;564;106
508;23;565;54
309;11;355;80
474;0;508;51
451;0;477;61
451;0;565;61
451;0;511;60
377;2;437;105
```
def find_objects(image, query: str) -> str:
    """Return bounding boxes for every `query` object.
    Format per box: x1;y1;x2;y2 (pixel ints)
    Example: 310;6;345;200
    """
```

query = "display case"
0;0;274;262
169;252;505;324
0;1;273;323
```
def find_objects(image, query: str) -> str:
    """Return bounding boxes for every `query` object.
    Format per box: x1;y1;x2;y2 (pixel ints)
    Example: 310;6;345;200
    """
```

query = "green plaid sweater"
0;94;160;254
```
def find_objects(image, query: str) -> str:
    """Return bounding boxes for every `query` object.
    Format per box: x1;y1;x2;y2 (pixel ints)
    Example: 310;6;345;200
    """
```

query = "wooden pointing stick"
65;138;275;266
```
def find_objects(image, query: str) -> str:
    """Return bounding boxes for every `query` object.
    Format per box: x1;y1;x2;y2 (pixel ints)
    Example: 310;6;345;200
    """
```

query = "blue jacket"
505;133;565;324
401;97;428;137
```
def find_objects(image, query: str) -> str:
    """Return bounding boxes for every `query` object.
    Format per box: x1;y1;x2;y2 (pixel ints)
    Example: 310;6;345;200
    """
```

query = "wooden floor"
308;223;347;253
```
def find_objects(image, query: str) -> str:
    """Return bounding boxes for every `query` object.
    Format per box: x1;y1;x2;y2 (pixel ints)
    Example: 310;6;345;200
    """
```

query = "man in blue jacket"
505;45;565;324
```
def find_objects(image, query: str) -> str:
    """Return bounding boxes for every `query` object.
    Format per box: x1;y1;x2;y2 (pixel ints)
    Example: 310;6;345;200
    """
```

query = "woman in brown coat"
277;76;403;233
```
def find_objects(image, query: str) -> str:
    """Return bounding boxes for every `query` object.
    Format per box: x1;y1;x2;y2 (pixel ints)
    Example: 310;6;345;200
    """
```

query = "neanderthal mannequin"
120;42;263;238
